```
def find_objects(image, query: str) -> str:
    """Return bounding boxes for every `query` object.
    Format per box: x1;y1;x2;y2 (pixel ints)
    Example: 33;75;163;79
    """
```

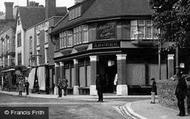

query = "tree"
150;0;190;74
150;0;190;47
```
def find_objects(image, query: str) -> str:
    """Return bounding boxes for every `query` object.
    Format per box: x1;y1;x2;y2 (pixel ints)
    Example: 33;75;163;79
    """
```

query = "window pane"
82;25;88;43
131;20;137;39
78;26;82;44
146;20;152;26
59;37;62;48
131;20;137;26
138;20;145;26
17;33;21;47
83;31;88;43
138;26;145;39
145;27;152;39
131;26;137;39
18;53;22;65
78;6;81;16
68;34;73;47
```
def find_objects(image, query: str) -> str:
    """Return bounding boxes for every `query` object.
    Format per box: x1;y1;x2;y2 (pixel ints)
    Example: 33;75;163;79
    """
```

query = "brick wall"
157;79;190;114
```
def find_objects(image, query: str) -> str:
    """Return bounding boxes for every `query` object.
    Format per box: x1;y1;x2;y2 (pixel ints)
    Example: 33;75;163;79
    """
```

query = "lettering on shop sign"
97;22;116;39
93;41;120;48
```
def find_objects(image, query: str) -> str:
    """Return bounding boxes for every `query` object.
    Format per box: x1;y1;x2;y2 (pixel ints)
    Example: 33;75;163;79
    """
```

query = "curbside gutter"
124;103;147;119
113;102;147;119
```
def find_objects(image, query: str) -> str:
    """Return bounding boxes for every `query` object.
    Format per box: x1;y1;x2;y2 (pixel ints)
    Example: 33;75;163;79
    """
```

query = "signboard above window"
96;22;116;40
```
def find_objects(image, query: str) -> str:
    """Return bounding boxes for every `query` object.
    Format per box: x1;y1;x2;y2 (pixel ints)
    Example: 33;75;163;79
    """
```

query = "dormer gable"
69;5;82;20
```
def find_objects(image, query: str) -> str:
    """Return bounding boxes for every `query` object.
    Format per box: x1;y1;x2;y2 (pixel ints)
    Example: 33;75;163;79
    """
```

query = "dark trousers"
26;87;29;95
58;87;62;97
19;91;22;96
97;89;103;101
177;98;185;115
63;88;67;96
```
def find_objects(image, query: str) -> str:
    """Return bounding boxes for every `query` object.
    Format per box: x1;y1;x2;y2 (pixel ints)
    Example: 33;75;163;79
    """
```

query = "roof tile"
52;0;153;34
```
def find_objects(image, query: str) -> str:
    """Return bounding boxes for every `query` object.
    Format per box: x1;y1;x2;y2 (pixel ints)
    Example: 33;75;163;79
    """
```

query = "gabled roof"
18;7;45;30
18;7;67;30
51;0;153;34
0;20;16;35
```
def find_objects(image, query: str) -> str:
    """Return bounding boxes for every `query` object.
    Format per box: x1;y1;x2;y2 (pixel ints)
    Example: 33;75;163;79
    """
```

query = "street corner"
113;102;147;119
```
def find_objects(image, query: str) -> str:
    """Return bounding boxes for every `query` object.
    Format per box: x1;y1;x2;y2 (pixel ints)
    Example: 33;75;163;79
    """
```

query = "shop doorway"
98;55;117;93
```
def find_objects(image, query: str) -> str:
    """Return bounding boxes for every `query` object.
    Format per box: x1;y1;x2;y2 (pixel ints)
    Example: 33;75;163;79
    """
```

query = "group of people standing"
58;77;68;97
150;69;188;117
17;74;29;96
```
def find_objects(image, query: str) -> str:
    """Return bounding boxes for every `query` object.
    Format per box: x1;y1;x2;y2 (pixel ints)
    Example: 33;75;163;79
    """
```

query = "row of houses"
0;0;189;96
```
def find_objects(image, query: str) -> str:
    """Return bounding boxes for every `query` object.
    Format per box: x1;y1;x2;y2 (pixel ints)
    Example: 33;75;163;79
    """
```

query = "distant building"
0;2;17;90
15;7;45;66
26;0;67;94
50;0;170;96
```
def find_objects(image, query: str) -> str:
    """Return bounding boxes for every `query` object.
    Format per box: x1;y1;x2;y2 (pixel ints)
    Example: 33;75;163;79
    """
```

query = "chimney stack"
45;0;56;19
27;0;29;6
4;2;14;20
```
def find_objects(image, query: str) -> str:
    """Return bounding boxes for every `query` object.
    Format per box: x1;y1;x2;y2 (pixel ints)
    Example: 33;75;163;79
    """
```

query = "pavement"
0;90;190;119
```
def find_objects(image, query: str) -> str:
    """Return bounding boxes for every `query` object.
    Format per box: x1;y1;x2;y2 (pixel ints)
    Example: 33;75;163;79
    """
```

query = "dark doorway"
98;55;117;93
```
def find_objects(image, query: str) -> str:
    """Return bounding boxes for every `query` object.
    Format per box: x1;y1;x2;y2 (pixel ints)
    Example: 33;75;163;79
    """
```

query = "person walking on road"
175;70;187;116
96;74;104;102
150;78;157;104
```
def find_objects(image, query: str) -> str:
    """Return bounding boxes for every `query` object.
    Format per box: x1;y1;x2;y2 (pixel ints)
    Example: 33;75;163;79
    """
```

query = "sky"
0;0;75;12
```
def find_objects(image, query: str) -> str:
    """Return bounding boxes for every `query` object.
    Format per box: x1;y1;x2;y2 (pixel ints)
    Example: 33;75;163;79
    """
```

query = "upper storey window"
131;20;159;40
17;33;21;47
69;6;81;20
82;25;88;43
60;32;67;48
17;17;21;26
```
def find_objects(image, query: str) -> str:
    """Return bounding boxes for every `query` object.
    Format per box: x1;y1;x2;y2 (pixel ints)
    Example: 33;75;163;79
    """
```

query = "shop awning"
1;68;15;73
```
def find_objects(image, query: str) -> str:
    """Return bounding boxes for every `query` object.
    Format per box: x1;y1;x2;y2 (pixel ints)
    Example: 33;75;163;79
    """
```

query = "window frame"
17;32;21;47
130;20;158;40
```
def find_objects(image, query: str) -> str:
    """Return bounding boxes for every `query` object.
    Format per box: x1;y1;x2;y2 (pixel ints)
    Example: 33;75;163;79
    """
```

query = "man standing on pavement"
150;78;157;104
17;75;25;96
63;77;68;96
58;79;63;98
96;74;104;102
25;79;29;95
175;70;187;116
114;73;118;93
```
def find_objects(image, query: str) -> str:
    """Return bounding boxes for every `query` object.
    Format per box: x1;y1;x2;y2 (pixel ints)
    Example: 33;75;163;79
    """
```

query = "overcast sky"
0;0;75;12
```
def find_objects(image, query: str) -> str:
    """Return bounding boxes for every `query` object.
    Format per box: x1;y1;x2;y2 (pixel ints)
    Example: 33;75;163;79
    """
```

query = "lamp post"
175;45;179;74
158;39;161;80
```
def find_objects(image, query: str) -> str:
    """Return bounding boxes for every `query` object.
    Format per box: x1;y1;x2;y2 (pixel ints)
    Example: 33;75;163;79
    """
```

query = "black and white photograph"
0;0;190;119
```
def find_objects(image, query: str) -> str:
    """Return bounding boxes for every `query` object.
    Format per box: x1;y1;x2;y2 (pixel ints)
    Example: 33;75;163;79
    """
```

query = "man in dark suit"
25;79;30;95
96;74;104;102
175;70;187;116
